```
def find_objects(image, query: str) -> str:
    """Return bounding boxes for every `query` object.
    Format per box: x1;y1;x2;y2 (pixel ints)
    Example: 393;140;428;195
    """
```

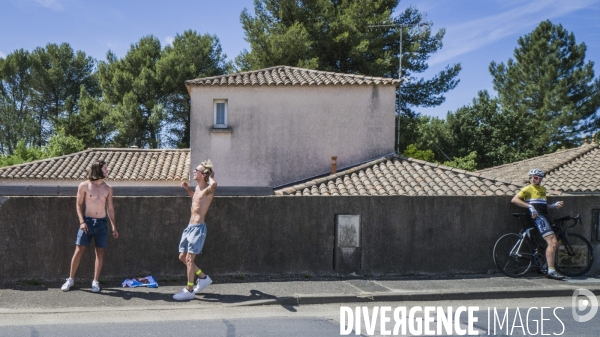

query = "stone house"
185;65;400;195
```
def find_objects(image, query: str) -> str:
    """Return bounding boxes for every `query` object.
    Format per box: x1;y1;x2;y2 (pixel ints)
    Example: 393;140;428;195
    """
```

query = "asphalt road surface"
1;296;599;336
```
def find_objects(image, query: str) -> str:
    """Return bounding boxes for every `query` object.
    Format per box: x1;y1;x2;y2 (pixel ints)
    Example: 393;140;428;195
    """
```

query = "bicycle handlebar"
553;214;581;229
512;213;582;229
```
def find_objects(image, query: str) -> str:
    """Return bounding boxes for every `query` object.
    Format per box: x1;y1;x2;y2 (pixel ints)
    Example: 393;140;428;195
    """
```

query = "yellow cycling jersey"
517;184;548;214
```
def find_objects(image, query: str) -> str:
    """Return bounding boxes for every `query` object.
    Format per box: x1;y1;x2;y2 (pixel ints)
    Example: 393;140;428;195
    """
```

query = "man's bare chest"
87;186;108;200
192;195;207;206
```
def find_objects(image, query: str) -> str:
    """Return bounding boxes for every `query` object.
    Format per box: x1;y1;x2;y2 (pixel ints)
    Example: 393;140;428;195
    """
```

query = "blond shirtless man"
173;159;217;301
61;159;118;293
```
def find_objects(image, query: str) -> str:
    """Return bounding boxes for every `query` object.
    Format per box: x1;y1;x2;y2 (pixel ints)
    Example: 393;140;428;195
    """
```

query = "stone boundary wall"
0;195;597;281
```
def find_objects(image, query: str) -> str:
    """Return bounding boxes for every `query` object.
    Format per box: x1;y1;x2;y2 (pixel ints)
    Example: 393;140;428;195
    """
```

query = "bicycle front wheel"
555;233;594;277
493;233;533;278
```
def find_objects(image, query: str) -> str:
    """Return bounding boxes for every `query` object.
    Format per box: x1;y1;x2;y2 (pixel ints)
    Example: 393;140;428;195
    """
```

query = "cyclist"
511;168;565;280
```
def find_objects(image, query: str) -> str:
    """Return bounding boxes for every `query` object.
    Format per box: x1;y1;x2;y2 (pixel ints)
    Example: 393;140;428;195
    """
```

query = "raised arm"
106;185;118;239
207;171;217;193
181;181;194;197
76;183;87;233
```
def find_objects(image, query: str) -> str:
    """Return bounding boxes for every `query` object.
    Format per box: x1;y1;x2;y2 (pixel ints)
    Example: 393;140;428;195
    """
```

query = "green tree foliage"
403;114;452;160
490;20;600;152
157;30;230;148
0;50;38;153
402;143;477;171
0;44;101;155
97;36;165;148
238;0;399;73
69;87;114;148
238;0;460;148
0;132;85;168
402;144;434;162
44;131;85;157
0;140;45;167
444;90;534;169
98;33;229;148
29;43;100;145
441;151;477;171
409;21;600;170
2;31;228;155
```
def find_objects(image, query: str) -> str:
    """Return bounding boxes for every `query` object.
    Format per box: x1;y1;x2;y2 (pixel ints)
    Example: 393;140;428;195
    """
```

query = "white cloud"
0;51;6;58
164;36;175;47
34;0;64;10
429;0;599;66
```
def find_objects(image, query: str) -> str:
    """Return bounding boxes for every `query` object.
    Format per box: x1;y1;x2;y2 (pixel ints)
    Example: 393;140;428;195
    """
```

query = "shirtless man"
61;159;118;292
173;159;217;301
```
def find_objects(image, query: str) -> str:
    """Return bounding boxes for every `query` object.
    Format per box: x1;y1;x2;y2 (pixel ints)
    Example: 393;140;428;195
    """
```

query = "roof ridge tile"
186;66;401;87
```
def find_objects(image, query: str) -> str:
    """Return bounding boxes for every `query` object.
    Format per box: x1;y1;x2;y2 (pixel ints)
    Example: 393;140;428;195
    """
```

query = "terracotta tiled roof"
274;155;557;196
185;66;401;87
0;148;190;181
477;142;600;193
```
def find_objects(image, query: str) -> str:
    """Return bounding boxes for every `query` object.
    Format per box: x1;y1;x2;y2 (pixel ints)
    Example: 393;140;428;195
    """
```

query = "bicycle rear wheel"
493;233;533;277
555;233;594;277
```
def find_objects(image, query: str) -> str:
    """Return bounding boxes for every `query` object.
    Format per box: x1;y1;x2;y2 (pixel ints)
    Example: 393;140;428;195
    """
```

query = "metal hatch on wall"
334;214;361;273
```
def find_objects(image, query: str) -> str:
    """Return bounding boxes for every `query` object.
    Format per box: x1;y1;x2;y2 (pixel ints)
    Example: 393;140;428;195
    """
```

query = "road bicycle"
493;213;594;277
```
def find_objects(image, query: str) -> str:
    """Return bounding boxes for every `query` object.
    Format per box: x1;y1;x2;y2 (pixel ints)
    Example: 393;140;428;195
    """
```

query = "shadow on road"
201;289;298;312
71;288;298;311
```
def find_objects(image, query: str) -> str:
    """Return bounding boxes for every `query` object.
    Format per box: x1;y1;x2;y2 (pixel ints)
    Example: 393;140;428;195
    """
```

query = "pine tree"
490;20;600;153
0;50;37;154
237;0;460;151
157;30;229;148
98;36;165;148
29;43;100;145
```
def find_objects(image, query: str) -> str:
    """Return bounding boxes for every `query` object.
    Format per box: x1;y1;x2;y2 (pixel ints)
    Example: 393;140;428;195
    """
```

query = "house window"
214;100;227;128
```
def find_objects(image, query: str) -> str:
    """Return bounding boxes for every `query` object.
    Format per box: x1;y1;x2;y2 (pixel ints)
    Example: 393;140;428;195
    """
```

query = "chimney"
331;156;337;175
583;135;589;145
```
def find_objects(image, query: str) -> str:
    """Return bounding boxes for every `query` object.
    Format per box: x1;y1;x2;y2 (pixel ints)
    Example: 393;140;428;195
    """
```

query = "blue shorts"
76;216;108;248
532;214;555;238
179;223;207;255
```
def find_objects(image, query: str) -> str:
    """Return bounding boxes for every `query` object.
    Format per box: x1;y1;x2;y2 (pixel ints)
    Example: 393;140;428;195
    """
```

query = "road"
1;296;598;336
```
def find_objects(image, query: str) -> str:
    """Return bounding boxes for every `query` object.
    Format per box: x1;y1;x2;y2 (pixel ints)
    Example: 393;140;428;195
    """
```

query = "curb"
241;288;600;307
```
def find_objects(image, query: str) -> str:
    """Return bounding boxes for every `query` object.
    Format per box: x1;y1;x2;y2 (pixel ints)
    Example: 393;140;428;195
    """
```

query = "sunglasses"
531;176;543;181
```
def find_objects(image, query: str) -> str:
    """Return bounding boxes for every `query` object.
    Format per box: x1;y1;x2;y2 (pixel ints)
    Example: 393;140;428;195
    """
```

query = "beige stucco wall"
190;84;396;188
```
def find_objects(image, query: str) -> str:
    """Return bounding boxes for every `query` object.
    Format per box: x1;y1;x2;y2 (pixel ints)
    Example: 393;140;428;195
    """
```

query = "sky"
1;0;599;120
